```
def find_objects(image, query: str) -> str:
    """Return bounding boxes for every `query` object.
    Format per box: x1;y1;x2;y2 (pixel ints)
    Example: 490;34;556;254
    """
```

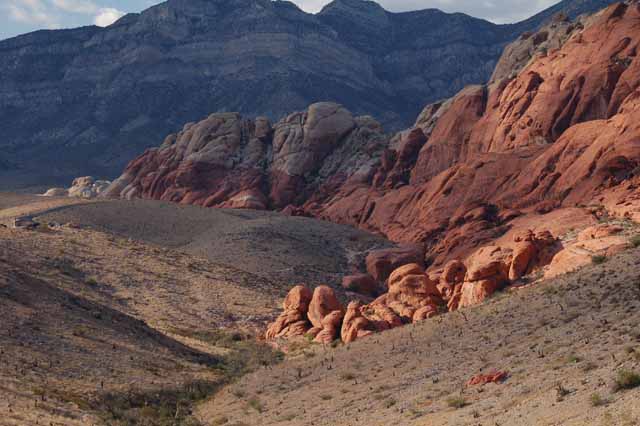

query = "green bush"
613;369;640;392
446;396;468;409
590;393;608;407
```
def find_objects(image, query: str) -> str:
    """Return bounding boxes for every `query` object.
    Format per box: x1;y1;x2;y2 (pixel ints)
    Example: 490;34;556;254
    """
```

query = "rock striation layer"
0;0;617;185
108;2;640;271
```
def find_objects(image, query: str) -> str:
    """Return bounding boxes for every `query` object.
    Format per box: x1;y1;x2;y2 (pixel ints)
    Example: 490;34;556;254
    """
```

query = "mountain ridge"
0;0;617;188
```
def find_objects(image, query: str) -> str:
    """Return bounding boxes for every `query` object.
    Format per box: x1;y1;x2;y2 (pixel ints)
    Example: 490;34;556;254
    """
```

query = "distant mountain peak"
320;0;387;13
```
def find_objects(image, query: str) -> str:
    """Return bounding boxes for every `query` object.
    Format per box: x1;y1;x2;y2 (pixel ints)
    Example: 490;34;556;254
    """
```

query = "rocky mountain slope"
203;246;640;426
0;0;616;187
107;2;640;271
3;183;639;425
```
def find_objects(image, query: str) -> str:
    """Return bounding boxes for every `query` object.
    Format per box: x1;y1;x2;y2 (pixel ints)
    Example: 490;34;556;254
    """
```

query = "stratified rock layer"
0;0;615;183
108;3;640;272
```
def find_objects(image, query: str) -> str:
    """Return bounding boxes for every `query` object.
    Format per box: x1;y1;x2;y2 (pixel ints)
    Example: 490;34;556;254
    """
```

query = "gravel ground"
38;199;393;290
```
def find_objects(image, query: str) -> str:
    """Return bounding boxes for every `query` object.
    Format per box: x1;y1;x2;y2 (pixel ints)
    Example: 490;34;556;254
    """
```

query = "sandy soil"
2;193;639;426
37;199;392;290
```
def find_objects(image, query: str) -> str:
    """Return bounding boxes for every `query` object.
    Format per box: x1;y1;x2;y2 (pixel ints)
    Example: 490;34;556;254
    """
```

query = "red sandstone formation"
105;3;640;272
267;228;561;344
467;371;509;386
265;285;312;340
341;274;379;296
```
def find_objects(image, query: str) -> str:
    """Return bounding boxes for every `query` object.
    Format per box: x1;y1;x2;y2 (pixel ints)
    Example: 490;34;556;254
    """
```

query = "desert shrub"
339;372;356;381
97;380;215;426
566;354;582;364
630;235;640;248
613;369;640;392
591;255;608;265
446;396;468;409
590;393;608;407
246;397;264;413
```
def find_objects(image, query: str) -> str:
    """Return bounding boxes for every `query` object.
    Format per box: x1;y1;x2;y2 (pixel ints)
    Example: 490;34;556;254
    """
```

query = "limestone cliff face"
0;0;616;185
106;2;640;269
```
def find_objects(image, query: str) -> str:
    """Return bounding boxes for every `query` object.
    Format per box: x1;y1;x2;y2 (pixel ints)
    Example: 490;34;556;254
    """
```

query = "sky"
0;0;559;41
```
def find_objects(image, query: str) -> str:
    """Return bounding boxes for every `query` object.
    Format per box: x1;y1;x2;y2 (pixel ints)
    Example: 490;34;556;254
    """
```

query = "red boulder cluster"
267;229;558;344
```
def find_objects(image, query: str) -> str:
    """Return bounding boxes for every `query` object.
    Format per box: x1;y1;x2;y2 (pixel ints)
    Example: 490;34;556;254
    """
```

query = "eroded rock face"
307;2;640;265
112;3;640;274
44;176;112;199
544;224;630;279
103;102;388;211
2;0;614;184
265;285;313;340
365;246;425;283
341;301;373;344
308;285;343;329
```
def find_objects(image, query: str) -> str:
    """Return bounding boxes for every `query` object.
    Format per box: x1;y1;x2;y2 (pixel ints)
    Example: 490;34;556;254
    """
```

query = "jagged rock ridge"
0;0;617;186
106;2;640;271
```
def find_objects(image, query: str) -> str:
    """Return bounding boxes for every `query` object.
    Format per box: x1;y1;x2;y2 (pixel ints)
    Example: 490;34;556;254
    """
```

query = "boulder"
441;260;467;285
314;310;345;344
467;371;509;386
341;274;379;296
509;241;538;281
307;285;343;329
413;305;438;322
465;246;511;283
265;311;307;340
362;296;403;331
341;301;374;344
265;285;313;340
458;279;500;309
366;245;425;283
283;285;313;313
43;188;68;197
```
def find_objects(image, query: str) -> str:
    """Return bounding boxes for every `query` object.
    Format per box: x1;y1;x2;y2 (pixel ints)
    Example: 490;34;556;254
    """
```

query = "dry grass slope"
201;249;640;426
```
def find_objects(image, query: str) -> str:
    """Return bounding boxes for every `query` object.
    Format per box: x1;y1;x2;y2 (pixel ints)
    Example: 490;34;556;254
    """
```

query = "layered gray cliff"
0;0;617;187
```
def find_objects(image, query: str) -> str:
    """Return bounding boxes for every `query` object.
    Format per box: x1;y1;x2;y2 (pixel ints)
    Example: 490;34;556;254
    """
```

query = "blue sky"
0;0;558;41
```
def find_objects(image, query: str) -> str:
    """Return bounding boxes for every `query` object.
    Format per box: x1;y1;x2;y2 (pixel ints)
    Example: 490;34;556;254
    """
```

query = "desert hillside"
3;2;640;426
202;247;640;426
0;194;393;425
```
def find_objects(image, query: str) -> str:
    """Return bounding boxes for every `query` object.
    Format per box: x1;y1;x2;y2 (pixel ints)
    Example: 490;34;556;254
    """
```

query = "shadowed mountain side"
37;199;393;287
0;0;617;187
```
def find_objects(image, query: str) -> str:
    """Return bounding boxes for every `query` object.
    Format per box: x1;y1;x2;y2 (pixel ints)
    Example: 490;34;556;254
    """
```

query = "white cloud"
93;7;124;27
52;0;99;14
3;0;59;27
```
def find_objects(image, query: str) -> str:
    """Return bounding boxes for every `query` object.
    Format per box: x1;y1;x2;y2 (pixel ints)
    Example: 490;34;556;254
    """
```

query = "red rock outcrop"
341;301;374;344
467;371;509;386
544;223;630;279
365;245;425;283
265;285;313;339
306;2;640;265
109;3;640;280
341;274;379;296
